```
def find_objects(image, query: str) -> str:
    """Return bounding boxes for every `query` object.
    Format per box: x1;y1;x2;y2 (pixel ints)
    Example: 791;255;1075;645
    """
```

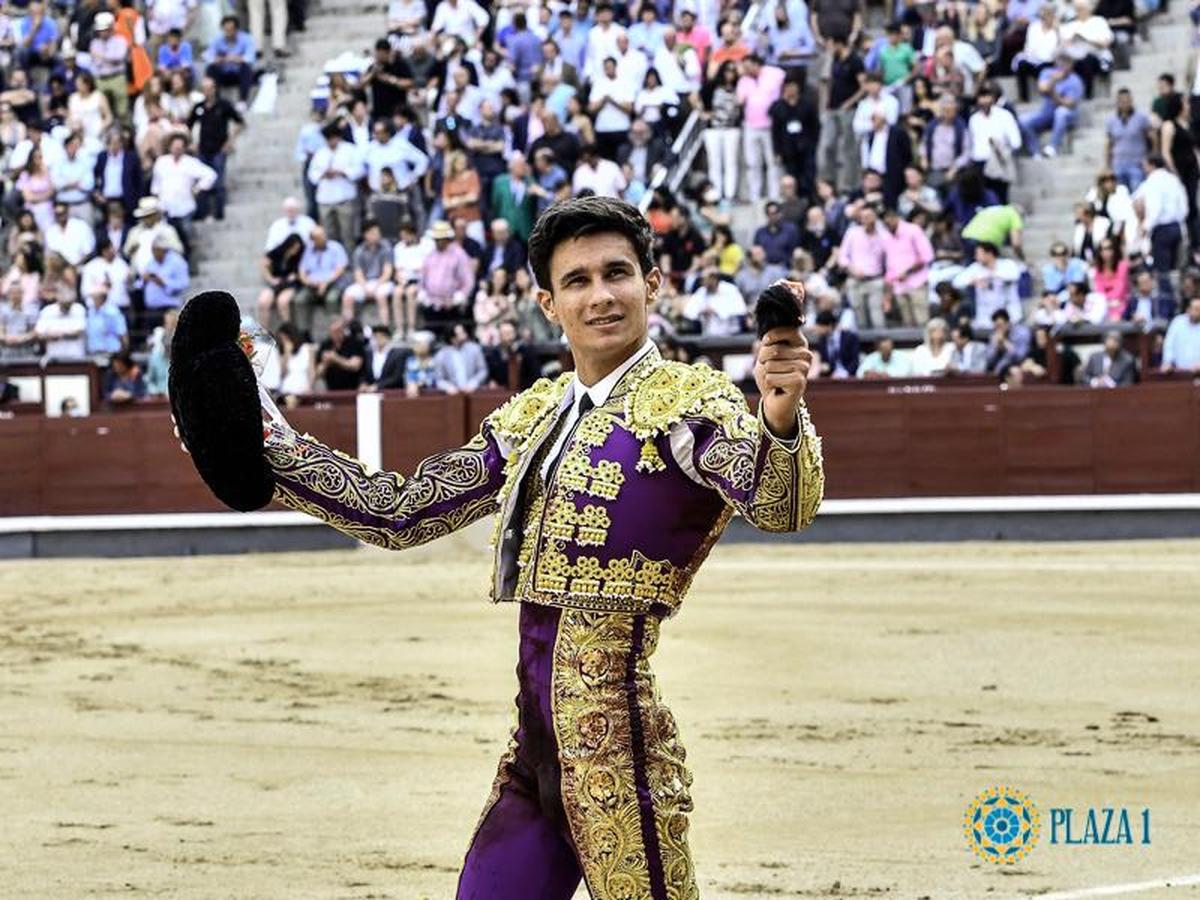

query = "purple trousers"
456;604;699;900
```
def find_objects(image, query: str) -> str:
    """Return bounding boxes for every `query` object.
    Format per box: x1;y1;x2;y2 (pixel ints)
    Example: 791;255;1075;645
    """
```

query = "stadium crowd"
3;0;1200;412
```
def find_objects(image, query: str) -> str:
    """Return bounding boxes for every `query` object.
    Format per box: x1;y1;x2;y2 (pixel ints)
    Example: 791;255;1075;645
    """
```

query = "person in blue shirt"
627;4;665;58
1041;241;1089;297
1019;54;1084;158
15;0;60;70
1161;296;1200;372
204;14;257;104
85;263;129;355
157;28;195;83
753;201;802;267
103;352;147;405
501;11;544;82
141;239;190;326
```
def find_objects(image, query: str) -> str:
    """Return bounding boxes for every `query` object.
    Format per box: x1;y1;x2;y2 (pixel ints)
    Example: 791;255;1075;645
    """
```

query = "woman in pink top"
1090;238;1130;320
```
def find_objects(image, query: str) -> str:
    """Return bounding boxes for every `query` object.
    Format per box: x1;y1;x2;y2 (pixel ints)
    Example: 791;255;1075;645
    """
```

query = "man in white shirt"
588;57;634;159
430;0;489;45
571;143;628;198
264;196;316;252
967;85;1022;202
1133;155;1189;295
653;27;702;98
306;122;365;247
150;133;217;256
81;239;132;310
35;285;87;360
851;72;899;139
584;2;626;83
683;267;748;336
45;201;97;266
613;31;647;88
952;241;1025;328
392;220;434;336
7;121;64;177
51;133;95;221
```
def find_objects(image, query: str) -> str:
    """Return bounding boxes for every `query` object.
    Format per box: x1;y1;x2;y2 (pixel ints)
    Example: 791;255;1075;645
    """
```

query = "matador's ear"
169;290;276;511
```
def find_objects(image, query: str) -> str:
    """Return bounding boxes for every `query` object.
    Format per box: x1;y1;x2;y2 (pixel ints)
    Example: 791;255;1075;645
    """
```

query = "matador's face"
536;232;660;377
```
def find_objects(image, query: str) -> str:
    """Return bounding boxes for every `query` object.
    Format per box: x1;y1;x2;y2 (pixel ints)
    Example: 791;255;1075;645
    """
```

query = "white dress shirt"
151;153;218;217
968;106;1022;163
1134;168;1189;232
45;217;96;266
307;140;365;205
264;214;316;252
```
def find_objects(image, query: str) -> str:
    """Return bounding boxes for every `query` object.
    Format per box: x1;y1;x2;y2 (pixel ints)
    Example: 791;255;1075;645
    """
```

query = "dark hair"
372;323;393;338
954;322;975;341
815;310;837;327
375;37;391;51
1159;72;1175;85
221;14;239;27
1146;153;1167;170
321;121;343;139
991;308;1011;323
527;196;654;292
977;241;999;257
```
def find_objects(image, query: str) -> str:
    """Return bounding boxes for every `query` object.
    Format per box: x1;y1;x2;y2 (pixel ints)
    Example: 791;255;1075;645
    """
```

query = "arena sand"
1;529;1198;899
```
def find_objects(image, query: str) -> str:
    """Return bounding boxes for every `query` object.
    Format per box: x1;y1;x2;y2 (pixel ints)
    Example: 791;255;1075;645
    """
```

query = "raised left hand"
754;324;813;439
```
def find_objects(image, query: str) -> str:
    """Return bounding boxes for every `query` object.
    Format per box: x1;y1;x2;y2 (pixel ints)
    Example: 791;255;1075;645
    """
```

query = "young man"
251;196;824;898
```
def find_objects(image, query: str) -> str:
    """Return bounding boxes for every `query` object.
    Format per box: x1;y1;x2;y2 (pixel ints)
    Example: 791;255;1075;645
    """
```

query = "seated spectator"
1123;268;1175;324
986;308;1032;374
404;329;438;396
1087;170;1138;244
103;352;147;404
1161;296;1200;371
1071;202;1112;262
442;149;483;238
45;201;96;267
17;145;55;234
2;247;43;316
735;244;786;305
83;251;129;355
294;226;350;335
141;236;190;327
256;233;306;328
856;335;911;379
1082;330;1137;386
920;95;969;193
144;311;177;396
35;284;86;360
205;15;257;108
531;148;570;214
1058;280;1109;326
755;200;802;268
910;316;954;376
418;219;475;330
1043;241;1089;296
316;316;366;390
343;220;396;326
947;321;988;374
482;218;527;279
658;206;707;287
1090;238;1131;320
262;322;315;406
362;324;407;391
811;308;861;379
434;322;488;393
474;268;514;346
156;28;195;81
835;203;887;329
392;220;433;335
484;319;539;390
1014;3;1061;103
682;267;747;336
953;241;1025;328
898;166;943;220
881;207;934;327
616;119;670;189
0;282;37;361
1060;0;1114;99
1021;54;1084;158
710;224;744;276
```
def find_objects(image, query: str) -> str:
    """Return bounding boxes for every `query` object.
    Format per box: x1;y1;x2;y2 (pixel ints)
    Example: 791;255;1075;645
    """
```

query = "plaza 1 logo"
964;786;1153;865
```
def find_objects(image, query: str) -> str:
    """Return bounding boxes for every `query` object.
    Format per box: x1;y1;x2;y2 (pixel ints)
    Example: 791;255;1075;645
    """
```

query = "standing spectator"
362;324;407;390
859;110;912;208
316;316;366;390
811;0;864;46
683;267;747;336
246;0;288;61
947;321;988;373
307;122;364;249
151;133;217;259
968;85;1022;203
363;38;414;120
571;142;627;198
588;56;635;160
1105;88;1152;191
1161;296;1200;371
189;76;244;222
92;129;143;218
1082;330;1137;386
433;322;488;393
35;284;87;359
141;237;189;325
856;335;911;378
295;225;350;334
920;96;969;193
343;220;395;325
1020;54;1084;158
442;149;483;238
418;219;474;329
88;11;129;122
953;241;1025;328
811;308;861;378
204;15;256;108
910;316;954;375
737;54;785;202
1158;93;1200;257
706;20;750;79
836;204;887;329
818;35;865;194
701;61;742;204
769;79;820;197
1133;155;1189;297
66;73;113;145
881;207;934;326
490;152;538;243
17;146;55;234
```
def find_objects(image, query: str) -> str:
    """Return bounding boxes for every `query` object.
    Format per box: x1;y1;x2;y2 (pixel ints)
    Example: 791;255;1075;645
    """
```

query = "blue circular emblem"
964;786;1040;864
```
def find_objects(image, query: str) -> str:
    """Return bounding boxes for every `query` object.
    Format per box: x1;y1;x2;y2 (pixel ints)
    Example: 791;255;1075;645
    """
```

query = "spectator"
1123;268;1175;323
2;247;43;316
190;76;244;222
51;133;95;221
156;28;195;81
1020;54;1084;158
819;34;865;194
265;196;316;252
308;122;365;248
343;219;395;325
1157;93;1200;256
921;95;970;192
986;308;1032;374
881;207;934;327
856;334;911;378
899;166;943;220
799;204;838;270
81;237;130;314
418;219;474;329
737;53;785;201
836;203;887;329
484;319;539;389
124;196;184;273
474;268;513;346
45;200;96;267
151;133;217;256
442;149;483;237
1087;169;1138;245
92;129;143;218
482;218;526;279
295;225;350;334
947;321;988;373
754;201;802;268
1161;296;1200;371
316;316;366;390
141;237;189;325
35;284;86;359
699;62;743;205
392;220;433;335
683;267;747;336
362;324;407;391
910;316;954;375
267;322;316;405
404;329;438;395
433;321;488;393
859;109;912;208
204;14;256;108
1091;237;1131;319
256;232;306;328
967;85;1021;203
616;119;669;192
877;20;917;90
1133;155;1188;297
1105;87;1153;191
962;203;1026;259
1060;0;1113;100
572;142;628;198
490;152;538;243
953;241;1024;328
84;259;129;355
1042;241;1089;296
88;11;129;121
811;0;864;48
1014;3;1060;103
1;282;37;361
17;146;55;233
589;56;635;159
1082;330;1137;386
735;244;786;305
1072;201;1113;262
103;351;147;404
246;0;289;61
811;308;861;378
1058;280;1109;325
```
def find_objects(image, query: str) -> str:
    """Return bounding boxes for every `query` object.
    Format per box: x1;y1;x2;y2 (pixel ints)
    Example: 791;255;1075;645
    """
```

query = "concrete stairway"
188;0;387;312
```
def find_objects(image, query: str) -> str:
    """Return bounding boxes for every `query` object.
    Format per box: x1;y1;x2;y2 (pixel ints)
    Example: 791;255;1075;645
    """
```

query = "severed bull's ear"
168;291;276;511
754;279;806;338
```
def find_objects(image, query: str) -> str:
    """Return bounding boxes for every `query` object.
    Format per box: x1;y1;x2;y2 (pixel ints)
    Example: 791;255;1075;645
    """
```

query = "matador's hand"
754;324;813;440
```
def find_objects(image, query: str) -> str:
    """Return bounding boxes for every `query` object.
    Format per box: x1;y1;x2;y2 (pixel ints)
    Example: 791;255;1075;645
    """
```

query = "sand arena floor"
1;528;1198;899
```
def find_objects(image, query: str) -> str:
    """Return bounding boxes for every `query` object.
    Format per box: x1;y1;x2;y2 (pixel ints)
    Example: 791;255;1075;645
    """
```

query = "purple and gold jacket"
264;343;824;617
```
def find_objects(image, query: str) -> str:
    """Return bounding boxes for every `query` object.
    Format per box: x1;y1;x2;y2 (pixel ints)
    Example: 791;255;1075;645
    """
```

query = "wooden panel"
1001;390;1097;495
807;392;909;498
1093;384;1197;493
903;390;1005;497
380;392;468;474
0;417;44;515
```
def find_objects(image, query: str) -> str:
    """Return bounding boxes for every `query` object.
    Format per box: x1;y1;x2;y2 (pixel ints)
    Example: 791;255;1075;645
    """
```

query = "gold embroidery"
545;497;612;546
552;611;699;900
623;361;751;441
533;542;684;609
